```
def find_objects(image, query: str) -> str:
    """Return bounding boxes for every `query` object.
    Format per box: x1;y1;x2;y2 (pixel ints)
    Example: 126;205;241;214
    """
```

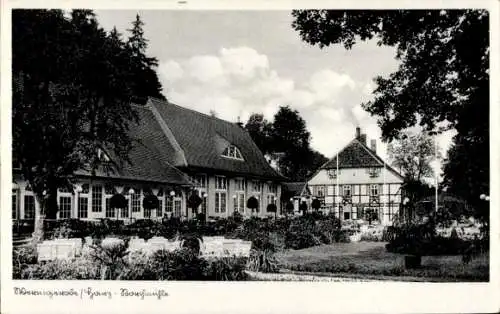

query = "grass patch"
276;242;489;282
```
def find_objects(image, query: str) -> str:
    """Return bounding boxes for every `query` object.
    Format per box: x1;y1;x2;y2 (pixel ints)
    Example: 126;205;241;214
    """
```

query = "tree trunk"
32;193;45;247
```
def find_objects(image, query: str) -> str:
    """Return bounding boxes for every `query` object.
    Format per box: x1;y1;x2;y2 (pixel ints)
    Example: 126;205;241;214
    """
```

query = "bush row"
385;223;489;259
46;213;349;252
13;245;248;281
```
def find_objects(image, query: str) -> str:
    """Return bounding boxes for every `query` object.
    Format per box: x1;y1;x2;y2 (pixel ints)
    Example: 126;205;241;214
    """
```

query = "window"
222;145;244;160
344;212;350;220
81;184;90;194
368;167;381;178
370;184;379;196
193;174;207;188
105;198;115;218
267;194;276;206
234;193;245;213
252;181;262;193
313;186;325;197
235;178;245;191
268;183;277;194
158;197;163;218
58;186;71;193
104;184;115;195
12;192;18;219
78;196;88;218
326;169;340;179
59;196;72;219
166;197;173;213
343;185;352;197
215;176;227;214
174;199;182;217
91;185;103;212
253;194;261;212
215;176;227;190
131;189;141;213
234;179;245;213
215;192;227;213
121;206;129;218
24;195;35;219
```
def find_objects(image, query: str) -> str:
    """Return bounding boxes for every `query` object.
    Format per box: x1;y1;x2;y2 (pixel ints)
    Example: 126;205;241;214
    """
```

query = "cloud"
220;47;269;79
158;46;395;160
186;55;225;83
159;60;184;82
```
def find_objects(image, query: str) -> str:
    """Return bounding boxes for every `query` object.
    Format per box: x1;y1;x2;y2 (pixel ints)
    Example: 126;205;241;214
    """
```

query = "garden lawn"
276;242;489;282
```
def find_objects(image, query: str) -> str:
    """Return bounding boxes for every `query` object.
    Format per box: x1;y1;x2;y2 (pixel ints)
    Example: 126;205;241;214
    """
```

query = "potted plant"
267;203;278;219
247;196;259;216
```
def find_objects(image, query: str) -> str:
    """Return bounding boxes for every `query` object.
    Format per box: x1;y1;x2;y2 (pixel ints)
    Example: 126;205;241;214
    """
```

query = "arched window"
222;145;244;160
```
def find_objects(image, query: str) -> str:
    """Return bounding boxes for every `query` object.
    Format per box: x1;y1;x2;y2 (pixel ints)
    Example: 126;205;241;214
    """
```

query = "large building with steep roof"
307;127;404;225
12;97;284;222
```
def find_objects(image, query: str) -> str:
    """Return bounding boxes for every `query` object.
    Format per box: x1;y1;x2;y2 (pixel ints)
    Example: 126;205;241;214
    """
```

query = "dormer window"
326;168;340;179
97;148;110;162
222;145;244;161
367;167;381;178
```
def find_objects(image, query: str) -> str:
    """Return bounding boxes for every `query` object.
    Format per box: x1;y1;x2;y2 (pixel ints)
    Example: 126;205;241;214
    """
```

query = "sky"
95;10;454;181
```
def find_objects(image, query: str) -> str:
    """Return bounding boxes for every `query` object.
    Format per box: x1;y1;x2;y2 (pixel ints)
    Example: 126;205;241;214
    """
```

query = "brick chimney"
370;139;377;153
355;127;361;139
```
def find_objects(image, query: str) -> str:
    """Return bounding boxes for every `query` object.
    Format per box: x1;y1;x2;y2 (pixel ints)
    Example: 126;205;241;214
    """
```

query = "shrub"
86;238;129;279
149;249;208;280
19;258;101;280
204;256;249;280
47;219;94;240
247;249;279;273
12;246;37;279
386;223;472;256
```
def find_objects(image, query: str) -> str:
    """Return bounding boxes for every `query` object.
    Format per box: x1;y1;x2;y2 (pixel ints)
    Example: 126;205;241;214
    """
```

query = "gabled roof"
320;138;404;180
282;182;309;197
148;97;283;181
75;105;192;185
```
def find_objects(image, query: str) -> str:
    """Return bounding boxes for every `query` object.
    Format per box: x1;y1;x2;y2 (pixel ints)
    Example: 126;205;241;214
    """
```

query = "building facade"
12;97;283;223
307;127;404;225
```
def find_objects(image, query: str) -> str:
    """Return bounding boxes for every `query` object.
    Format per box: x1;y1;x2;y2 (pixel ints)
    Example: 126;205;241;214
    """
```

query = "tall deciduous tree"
388;131;439;182
12;9;151;243
244;113;273;155
126;14;165;103
292;10;489;211
245;108;328;181
271;106;311;180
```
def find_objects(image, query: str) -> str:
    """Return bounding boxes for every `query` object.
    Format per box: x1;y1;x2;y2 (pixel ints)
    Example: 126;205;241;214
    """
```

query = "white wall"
308;167;403;185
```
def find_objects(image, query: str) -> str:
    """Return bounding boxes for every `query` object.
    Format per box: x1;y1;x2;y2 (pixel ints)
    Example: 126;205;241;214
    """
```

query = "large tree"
270;106;312;180
292;10;489;210
12;9;160;242
126;14;165;103
245;108;328;181
388;131;439;183
387;131;438;206
244;113;273;155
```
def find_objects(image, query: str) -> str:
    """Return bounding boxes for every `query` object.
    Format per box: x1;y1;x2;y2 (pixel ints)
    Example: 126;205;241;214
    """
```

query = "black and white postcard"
1;0;499;313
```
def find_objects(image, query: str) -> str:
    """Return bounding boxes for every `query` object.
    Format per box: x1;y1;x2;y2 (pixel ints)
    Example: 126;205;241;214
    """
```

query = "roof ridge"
355;138;384;166
146;99;188;167
149;96;241;128
356;138;405;180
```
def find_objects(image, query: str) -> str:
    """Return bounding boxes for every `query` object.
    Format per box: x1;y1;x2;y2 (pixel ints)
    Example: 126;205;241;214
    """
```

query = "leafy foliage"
244;107;328;181
12;10;164;240
311;199;321;211
291;9;489;217
388;131;439;182
246;196;259;213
